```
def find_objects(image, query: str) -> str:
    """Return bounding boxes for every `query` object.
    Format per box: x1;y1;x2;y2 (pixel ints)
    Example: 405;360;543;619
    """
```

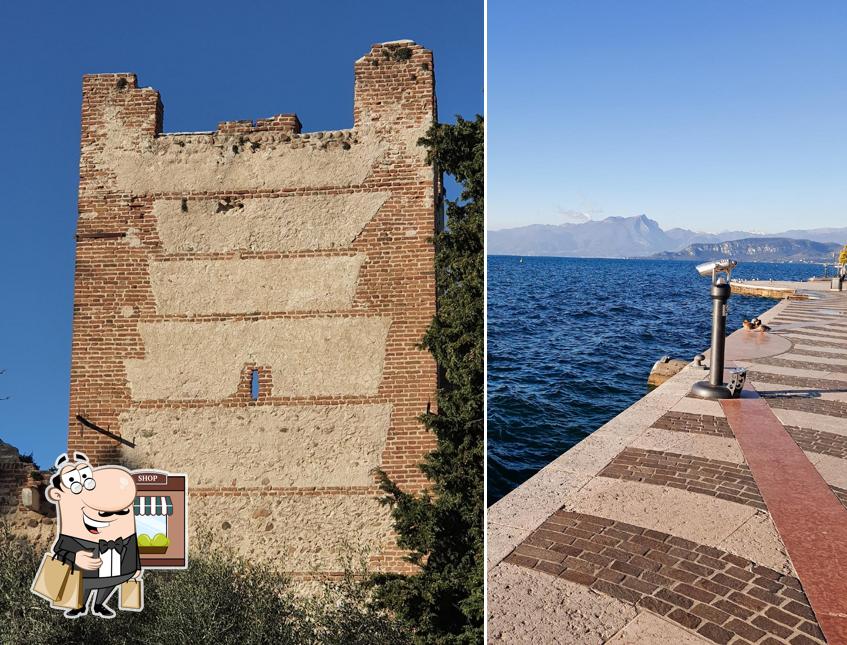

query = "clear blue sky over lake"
488;1;846;232
0;1;482;468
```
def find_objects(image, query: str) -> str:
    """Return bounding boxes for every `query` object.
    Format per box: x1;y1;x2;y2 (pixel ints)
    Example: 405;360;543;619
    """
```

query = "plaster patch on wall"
189;493;393;571
125;227;142;247
400;118;435;182
88;107;389;192
119;404;391;487
154;193;389;253
358;103;432;182
148;255;366;315
125;317;391;400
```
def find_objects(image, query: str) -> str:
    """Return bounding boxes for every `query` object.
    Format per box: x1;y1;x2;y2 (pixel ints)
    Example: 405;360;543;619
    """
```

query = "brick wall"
0;441;55;546
67;40;438;577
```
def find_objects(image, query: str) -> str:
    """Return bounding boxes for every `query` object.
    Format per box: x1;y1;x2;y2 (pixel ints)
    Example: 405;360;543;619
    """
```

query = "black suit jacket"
53;533;141;579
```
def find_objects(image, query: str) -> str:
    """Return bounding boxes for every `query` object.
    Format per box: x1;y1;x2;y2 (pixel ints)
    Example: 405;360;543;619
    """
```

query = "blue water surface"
487;256;825;505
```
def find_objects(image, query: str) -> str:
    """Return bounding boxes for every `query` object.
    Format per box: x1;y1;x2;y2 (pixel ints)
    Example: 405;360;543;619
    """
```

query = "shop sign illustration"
30;452;188;618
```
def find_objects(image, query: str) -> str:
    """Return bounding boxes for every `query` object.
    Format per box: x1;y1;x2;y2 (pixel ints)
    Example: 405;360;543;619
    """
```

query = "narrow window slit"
250;369;260;401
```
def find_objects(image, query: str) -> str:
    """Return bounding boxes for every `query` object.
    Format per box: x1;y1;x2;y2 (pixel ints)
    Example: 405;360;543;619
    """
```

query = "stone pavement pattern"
489;286;847;643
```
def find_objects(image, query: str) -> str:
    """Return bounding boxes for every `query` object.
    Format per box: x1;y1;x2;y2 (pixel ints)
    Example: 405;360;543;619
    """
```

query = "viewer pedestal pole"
691;281;733;400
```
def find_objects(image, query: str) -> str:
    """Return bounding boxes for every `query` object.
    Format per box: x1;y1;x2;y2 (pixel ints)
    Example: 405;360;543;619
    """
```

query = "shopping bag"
51;566;84;610
31;554;70;602
119;579;143;611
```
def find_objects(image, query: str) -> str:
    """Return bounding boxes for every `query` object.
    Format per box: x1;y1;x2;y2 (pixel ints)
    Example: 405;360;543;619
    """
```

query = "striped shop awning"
134;496;174;516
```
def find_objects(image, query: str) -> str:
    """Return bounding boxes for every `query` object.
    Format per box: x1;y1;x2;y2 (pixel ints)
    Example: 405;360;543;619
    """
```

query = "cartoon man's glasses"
60;466;96;494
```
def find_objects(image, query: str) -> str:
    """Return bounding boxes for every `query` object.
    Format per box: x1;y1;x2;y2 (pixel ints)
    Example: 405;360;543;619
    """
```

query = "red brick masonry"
64;42;440;577
504;510;825;644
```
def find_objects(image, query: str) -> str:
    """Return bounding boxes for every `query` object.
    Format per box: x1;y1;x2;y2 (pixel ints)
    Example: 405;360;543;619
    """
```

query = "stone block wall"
67;40;438;577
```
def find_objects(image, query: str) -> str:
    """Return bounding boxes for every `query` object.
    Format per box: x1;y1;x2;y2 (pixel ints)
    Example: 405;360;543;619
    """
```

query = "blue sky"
489;1;847;232
0;1;482;468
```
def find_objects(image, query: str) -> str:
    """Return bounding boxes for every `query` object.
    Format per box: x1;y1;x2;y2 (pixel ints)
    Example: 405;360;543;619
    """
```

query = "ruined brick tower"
68;41;438;577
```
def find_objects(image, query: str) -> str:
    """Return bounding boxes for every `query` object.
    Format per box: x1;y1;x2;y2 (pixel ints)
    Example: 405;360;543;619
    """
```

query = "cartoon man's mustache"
96;509;131;518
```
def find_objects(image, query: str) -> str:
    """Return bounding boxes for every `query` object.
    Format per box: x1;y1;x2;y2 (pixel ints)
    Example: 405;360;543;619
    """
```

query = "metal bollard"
691;259;741;400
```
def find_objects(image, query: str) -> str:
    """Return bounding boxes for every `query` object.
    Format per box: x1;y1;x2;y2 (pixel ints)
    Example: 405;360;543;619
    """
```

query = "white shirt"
98;548;122;577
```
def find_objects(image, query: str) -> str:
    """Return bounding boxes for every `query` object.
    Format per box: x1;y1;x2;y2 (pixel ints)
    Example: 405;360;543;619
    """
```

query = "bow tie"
97;538;127;555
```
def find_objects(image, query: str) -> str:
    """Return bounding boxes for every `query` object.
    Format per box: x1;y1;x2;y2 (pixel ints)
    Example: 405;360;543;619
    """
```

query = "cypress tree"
375;115;484;644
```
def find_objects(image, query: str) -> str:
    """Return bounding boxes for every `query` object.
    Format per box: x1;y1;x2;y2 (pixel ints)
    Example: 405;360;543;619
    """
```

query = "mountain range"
488;214;847;259
652;238;842;263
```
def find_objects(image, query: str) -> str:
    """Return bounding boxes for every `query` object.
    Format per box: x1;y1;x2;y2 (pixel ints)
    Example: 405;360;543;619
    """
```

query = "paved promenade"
488;283;847;644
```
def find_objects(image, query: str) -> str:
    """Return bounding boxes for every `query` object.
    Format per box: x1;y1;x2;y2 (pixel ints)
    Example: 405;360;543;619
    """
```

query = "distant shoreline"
486;254;835;265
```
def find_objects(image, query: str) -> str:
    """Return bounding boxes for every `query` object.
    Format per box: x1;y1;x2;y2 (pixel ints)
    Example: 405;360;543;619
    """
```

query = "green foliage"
0;524;409;644
131;531;305;644
301;549;412;645
374;115;484;644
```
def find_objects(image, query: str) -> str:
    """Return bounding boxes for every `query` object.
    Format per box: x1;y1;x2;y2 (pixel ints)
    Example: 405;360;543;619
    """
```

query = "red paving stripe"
721;392;847;644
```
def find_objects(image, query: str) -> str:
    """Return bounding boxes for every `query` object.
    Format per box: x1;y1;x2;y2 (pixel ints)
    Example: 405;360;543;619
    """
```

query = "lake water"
487;256;826;505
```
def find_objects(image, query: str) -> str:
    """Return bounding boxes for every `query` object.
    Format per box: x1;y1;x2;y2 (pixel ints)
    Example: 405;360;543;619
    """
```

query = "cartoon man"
44;452;142;618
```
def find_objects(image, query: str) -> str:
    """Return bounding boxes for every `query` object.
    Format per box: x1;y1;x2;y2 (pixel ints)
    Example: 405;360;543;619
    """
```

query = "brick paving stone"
783;600;817;622
668;608;703;630
789;347;847;359
714;598;754;621
749;586;785;607
713;572;749;592
598;447;767;510
779;329;847;343
798;622;826;640
782;326;847;334
533;560;565;576
830;485;847;510
619;429;847;511
762;393;847;418
699;579;735;598
752;615;793;639
791;634;824;645
749;371;847;390
559;569;596;586
754;356;847;372
692;602;733;625
504;511;825;644
656;587;695;610
724;617;766;641
776;316;847;324
637;595;673;615
652;411;733;437
698;621;735;644
785;426;847;460
764;605;802;628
